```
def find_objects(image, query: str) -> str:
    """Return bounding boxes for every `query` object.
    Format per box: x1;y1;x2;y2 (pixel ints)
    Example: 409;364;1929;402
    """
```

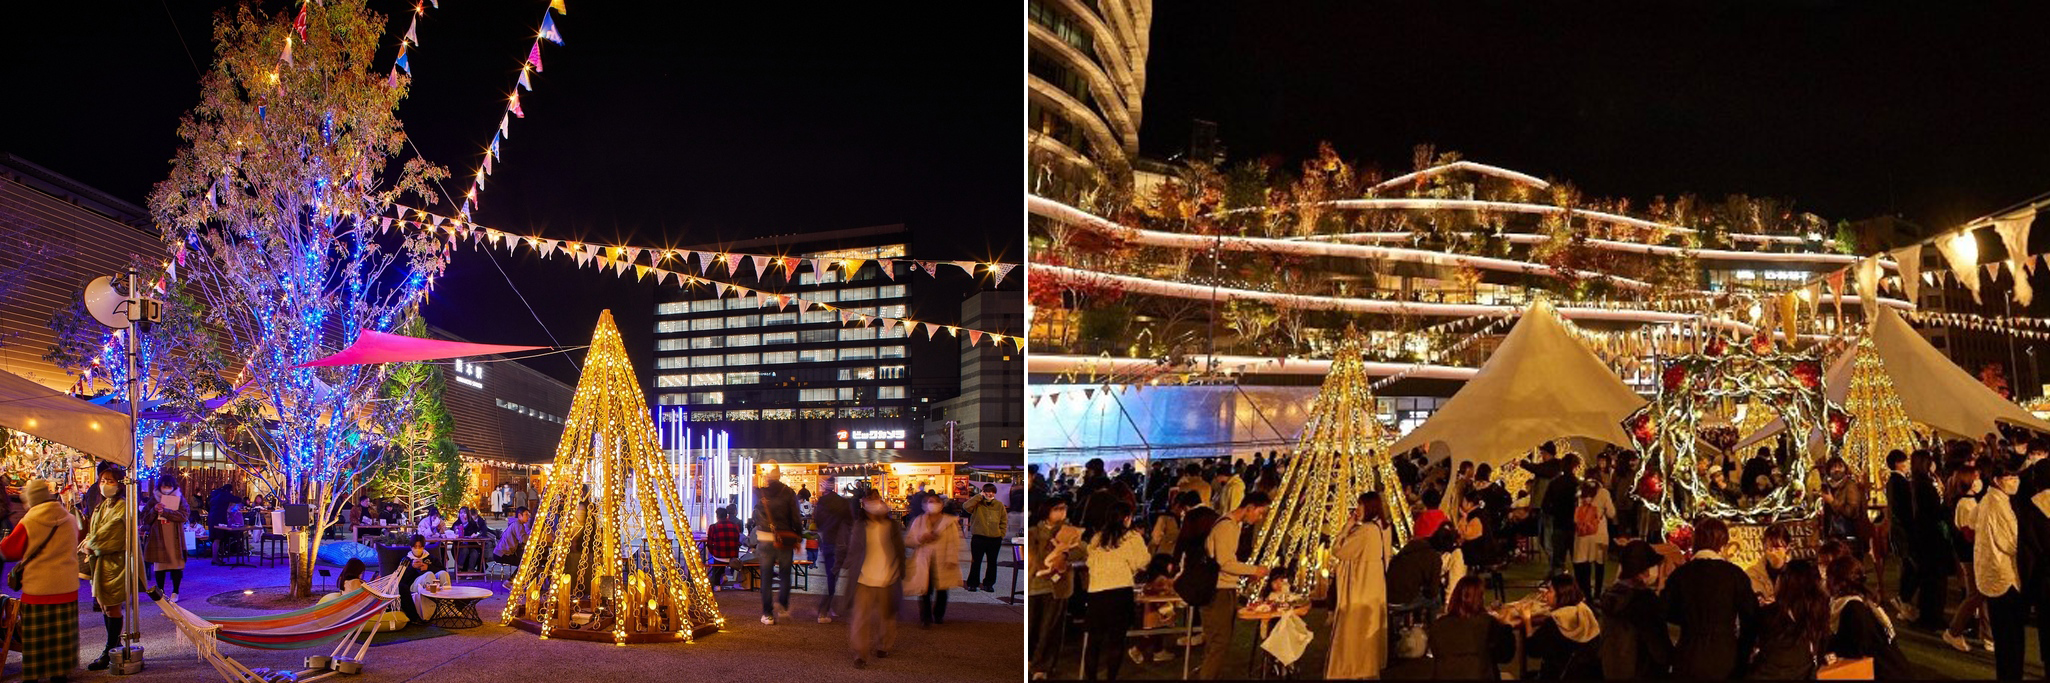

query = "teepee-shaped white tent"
1389;299;1647;467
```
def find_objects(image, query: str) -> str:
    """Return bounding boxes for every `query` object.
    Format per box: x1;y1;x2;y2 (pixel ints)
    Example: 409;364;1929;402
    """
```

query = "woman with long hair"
1907;448;1955;630
144;471;193;602
1080;500;1150;680
1326;491;1393;679
82;463;132;671
1825;554;1912;679
1944;462;1993;652
1748;560;1830;679
1517;573;1601;679
1426;576;1513;680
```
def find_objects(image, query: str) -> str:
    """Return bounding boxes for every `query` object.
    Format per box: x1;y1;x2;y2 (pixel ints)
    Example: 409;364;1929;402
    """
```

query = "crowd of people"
1028;428;2050;680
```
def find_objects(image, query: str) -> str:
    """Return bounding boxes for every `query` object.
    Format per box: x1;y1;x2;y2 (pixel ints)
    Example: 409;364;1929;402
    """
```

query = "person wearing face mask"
143;473;193;603
81;463;132;672
1596;540;1671;679
963;483;1009;593
845;491;904;669
1980;460;2025;679
1943;462;1993;652
904;491;964;628
1745;524;1793;604
1029;496;1083;679
750;461;802;625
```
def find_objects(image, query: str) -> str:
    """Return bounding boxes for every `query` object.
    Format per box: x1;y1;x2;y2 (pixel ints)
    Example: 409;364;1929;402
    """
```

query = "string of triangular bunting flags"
456;1;565;220
384;204;1020;286
371;206;1024;350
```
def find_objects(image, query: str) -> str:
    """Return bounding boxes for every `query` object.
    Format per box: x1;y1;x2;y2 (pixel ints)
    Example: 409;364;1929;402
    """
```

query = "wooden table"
735;558;816;591
1138;592;1198;679
420;586;492;629
354;523;403;542
1238;604;1311;679
440;537;493;579
209;525;257;568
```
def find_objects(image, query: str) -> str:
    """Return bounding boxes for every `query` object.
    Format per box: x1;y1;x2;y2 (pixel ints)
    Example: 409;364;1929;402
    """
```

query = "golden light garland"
1249;329;1408;593
500;310;724;644
1840;337;1929;509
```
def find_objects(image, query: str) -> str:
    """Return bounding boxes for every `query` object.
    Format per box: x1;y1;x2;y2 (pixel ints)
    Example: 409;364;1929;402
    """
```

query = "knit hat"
1619;540;1662;578
23;479;53;509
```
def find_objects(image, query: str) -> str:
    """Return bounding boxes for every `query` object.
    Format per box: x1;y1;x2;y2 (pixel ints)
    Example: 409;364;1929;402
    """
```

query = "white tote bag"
1261;612;1313;666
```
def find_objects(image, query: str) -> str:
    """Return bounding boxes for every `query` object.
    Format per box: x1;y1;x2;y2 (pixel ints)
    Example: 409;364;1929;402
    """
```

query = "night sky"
8;1;1019;385
1144;2;2050;232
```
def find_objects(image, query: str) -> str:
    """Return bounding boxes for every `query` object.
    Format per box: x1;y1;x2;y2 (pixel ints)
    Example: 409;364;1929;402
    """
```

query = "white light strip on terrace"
1315;198;1811;245
1028;353;1481;380
1033;264;1912;339
1031;196;1660;290
1369;161;1551;192
1301;232;1888;267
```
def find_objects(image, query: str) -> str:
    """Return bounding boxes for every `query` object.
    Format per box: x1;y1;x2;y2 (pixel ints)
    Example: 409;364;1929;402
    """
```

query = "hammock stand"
152;573;405;683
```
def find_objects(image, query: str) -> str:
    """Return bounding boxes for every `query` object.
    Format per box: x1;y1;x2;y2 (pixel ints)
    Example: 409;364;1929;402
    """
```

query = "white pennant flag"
1936;229;1984;303
1890;245;1922;304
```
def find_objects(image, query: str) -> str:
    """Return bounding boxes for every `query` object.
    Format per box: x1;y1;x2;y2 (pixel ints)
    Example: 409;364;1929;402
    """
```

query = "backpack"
1574;500;1601;537
1175;517;1231;607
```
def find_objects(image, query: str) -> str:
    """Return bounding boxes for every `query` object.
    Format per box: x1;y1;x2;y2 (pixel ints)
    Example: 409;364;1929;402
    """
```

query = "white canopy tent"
1739;305;2050;450
1389;299;1648;469
0;369;133;466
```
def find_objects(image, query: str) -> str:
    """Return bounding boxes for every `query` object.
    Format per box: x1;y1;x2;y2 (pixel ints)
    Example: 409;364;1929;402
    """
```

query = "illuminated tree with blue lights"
149;0;450;597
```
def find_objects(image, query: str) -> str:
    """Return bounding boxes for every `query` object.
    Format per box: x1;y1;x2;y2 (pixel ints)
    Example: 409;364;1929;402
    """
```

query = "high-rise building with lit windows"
649;224;938;461
1027;0;1151;190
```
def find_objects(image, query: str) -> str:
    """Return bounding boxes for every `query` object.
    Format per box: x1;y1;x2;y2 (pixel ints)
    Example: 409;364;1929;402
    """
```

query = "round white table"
421;586;493;629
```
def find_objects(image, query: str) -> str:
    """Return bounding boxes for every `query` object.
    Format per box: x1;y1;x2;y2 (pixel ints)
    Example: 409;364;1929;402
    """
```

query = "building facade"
649;224;940;463
927;291;1026;457
1027;0;1152;189
430;326;574;466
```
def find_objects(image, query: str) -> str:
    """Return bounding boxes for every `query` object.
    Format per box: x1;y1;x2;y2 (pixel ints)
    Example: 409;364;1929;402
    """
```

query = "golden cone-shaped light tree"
1842;336;1922;508
502;311;724;644
1250;329;1408;589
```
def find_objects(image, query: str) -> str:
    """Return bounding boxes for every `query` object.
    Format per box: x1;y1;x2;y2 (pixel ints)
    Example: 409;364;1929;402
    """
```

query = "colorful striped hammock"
154;573;404;682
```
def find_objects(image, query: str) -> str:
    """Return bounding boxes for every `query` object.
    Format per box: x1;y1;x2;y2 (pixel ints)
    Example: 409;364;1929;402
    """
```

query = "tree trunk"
290;531;315;598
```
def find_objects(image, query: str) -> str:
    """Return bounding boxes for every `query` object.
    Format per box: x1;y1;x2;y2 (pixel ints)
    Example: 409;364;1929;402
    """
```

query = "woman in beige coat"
143;472;194;602
82;464;132;671
904;496;963;627
1328;491;1394;679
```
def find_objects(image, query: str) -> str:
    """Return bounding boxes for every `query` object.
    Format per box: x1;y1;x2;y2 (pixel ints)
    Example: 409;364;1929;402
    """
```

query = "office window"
841;346;876;360
878;406;902;417
656;374;688;388
837;387;857;401
691;299;724;313
798;348;837;362
690;355;722;368
657;302;689;315
878;304;907;318
658;394;687;405
690;336;724;350
810;289;839;303
691;411;723;421
690;372;723;386
839;327;877;342
726;334;760;347
725;314;761;328
760;408;794;420
881;324;908;339
878;386;906;399
799;329;837;344
801;408;837;419
725;410;760;421
801;309;835;324
1000;439;1010;448
879;365;906;379
724;352;759;365
689;391;723;404
838;407;877;418
690;317;723;331
763;331;798;345
656;320;687;333
880;285;906;299
656;357;686;369
725;297;754;310
763;312;797;326
762;351;799;364
724;371;760;385
800;388;836;402
878;345;905;358
657;339;685;351
841;287;877;302
799;270;841;286
839;367;877;381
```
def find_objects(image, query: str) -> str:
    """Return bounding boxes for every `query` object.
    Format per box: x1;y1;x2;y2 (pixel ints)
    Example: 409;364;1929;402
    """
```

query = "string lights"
1839;337;1929;508
501;310;724;644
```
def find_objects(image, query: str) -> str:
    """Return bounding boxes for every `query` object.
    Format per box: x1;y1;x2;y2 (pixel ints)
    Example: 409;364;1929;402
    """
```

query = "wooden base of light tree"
508;617;716;644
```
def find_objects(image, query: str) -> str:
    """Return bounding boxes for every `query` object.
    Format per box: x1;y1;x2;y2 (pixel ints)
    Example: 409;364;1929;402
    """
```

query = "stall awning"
0;370;133;466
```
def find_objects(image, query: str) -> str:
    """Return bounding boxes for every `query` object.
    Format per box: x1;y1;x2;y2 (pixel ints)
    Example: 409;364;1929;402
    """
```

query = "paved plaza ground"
1;517;1025;682
1060;555;2033;681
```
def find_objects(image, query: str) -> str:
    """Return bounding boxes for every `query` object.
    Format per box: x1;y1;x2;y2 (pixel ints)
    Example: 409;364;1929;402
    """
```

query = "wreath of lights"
1623;338;1850;526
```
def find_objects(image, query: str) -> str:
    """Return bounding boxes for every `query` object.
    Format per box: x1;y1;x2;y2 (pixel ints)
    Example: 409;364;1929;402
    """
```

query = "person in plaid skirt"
3;479;80;682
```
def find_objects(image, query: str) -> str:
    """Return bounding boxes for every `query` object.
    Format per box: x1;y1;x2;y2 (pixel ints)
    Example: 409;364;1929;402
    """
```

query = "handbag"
9;523;60;593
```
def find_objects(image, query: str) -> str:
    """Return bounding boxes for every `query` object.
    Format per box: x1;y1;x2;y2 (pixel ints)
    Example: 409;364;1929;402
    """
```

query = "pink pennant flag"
809;258;825;279
879;261;897;280
538;239;558;255
781;257;800;274
919;261;939;277
614;258;631;276
483;155;494;175
518;70;532;91
714;282;729;297
749;254;771;279
510;91;525;118
696;252;714;275
721;252;744;274
404;16;419;45
389;67;399;88
857;314;873;327
499;114;510;138
922;322;941;339
430;215;445;228
967;330;984;346
839;309;855;324
990;263;1016;287
625;247;644;265
527;42;544;72
952;261;978;276
775;294;791;310
881;318;900;334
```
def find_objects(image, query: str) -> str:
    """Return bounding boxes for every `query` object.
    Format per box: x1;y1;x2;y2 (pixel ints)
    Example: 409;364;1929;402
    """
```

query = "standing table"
420;586;493;629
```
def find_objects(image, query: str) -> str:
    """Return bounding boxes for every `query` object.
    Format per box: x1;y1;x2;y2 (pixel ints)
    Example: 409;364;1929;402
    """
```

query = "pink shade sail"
294;330;546;368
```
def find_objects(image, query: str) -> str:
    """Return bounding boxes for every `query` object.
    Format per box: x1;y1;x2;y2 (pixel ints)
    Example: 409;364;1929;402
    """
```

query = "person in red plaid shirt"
707;507;743;587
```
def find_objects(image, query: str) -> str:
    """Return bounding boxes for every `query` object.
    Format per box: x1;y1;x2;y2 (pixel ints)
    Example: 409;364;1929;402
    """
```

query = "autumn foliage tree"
148;0;448;597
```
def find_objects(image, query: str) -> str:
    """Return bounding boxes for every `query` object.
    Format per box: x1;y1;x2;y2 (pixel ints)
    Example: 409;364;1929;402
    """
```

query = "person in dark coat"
206;483;242;558
1539;454;1583;576
1520;573;1602;680
1908;449;1955;630
1747;559;1830;680
1825;554;1912;679
1662;517;1757;679
1428;575;1515;680
1385;533;1444;610
1882;449;1918;618
1596;541;1671;679
751;463;804;624
813;486;855;622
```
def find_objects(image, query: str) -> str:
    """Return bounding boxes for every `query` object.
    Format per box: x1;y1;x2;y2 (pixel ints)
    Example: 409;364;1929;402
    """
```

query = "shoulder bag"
8;523;61;593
